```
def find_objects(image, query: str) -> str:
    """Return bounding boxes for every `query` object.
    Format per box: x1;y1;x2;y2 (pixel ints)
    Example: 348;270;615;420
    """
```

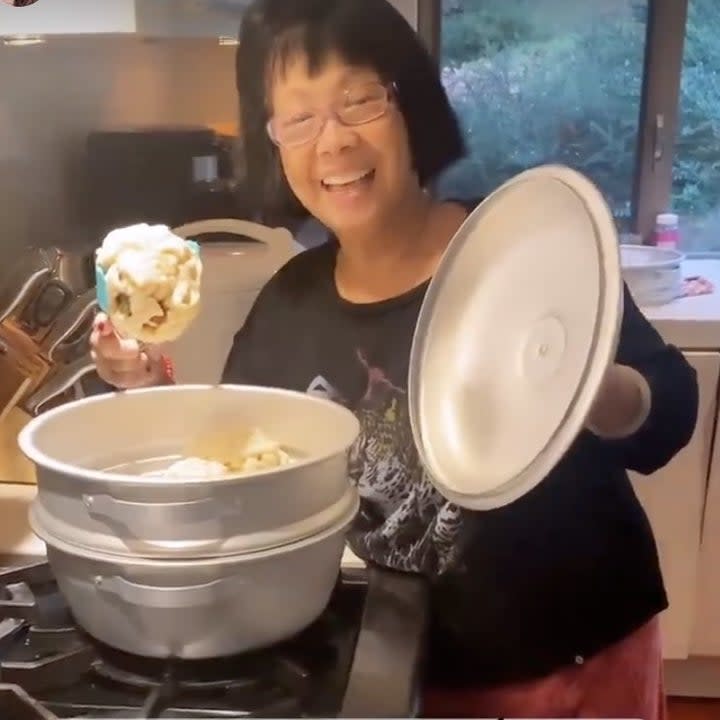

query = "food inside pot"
186;425;294;472
103;426;297;478
147;456;229;478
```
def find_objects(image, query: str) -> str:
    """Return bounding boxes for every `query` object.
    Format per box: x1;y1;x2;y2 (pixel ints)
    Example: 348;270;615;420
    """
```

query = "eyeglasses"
266;81;396;149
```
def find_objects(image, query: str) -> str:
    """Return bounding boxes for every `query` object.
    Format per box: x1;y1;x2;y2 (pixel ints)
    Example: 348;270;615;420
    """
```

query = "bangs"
263;9;394;100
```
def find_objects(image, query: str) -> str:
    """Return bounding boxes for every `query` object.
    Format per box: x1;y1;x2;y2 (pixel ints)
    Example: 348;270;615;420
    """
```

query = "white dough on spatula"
96;223;202;344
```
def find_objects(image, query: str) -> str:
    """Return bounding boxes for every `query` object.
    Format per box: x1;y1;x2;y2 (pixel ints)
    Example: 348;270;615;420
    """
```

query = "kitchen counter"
0;483;45;555
643;259;720;348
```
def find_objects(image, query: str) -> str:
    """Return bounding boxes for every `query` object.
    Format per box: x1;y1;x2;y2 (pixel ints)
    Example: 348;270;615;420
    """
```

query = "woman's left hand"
585;363;652;439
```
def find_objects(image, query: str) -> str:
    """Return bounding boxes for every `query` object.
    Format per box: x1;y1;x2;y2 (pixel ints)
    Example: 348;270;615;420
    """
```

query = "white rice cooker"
166;219;303;384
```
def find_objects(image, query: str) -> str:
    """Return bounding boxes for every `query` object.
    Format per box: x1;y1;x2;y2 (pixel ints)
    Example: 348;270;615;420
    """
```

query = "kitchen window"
671;0;720;253
436;0;648;233
433;0;717;255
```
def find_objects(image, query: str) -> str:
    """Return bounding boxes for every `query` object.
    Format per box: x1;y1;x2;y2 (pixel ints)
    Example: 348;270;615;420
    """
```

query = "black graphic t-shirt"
225;241;465;577
222;239;698;687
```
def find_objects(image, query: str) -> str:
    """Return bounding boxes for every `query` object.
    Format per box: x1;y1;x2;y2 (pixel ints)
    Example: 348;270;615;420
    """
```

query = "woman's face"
268;52;416;235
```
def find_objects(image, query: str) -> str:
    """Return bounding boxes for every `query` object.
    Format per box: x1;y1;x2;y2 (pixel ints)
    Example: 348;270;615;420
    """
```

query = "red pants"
423;616;666;719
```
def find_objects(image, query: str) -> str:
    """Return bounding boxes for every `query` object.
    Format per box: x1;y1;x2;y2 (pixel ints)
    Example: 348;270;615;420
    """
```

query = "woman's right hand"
90;313;168;389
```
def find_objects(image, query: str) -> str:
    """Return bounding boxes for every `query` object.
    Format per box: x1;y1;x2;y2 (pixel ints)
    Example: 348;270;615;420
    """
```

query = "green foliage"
439;0;719;239
673;0;720;221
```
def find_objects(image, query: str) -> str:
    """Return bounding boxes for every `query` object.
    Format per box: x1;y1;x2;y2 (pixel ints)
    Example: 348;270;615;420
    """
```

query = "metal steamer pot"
32;493;358;658
20;384;361;658
19;385;360;558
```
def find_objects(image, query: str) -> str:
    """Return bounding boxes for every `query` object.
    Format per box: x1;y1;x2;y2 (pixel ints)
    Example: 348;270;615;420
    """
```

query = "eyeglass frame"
265;80;398;149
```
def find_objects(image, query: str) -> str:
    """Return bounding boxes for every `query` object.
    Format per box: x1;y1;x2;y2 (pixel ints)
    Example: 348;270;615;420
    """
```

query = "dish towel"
682;276;714;297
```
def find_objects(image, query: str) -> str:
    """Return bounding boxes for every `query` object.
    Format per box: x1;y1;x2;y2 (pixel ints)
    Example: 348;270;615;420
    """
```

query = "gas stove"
0;556;427;718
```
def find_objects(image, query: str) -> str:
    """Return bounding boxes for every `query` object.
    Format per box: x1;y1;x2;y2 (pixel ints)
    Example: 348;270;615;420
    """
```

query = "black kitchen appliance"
0;556;427;718
84;125;243;244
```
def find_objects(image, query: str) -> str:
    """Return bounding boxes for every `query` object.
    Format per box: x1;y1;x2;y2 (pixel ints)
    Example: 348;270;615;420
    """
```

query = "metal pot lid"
409;165;623;510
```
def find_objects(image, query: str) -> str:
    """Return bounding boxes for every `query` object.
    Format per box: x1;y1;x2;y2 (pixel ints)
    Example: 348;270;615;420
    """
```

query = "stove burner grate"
0;562;425;719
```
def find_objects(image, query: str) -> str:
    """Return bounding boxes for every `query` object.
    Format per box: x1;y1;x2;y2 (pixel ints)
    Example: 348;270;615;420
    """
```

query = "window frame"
417;0;441;62
430;0;695;250
633;0;688;243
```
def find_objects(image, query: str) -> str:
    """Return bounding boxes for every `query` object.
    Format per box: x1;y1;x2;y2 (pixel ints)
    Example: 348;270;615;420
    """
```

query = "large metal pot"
18;385;360;558
31;487;359;658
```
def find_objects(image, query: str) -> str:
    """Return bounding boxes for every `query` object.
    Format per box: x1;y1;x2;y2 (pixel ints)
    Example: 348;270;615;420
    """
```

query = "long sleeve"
600;283;699;475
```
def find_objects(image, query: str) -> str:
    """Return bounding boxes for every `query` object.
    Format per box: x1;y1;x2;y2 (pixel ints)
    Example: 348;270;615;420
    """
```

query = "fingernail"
97;321;107;333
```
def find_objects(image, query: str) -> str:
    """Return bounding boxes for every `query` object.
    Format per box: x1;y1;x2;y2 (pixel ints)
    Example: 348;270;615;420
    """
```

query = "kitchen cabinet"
1;0;420;39
0;0;135;35
690;392;720;656
133;0;252;39
630;352;720;660
0;0;252;39
134;0;419;38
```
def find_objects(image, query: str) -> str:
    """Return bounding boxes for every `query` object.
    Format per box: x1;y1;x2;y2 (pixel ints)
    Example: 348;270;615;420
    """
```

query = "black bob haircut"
236;0;466;221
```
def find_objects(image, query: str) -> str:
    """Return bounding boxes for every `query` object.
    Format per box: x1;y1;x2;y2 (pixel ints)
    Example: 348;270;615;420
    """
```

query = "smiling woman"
88;1;699;718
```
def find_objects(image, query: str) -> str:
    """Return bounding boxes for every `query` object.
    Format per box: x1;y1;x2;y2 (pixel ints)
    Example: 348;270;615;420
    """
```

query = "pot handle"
93;574;244;608
82;494;240;525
